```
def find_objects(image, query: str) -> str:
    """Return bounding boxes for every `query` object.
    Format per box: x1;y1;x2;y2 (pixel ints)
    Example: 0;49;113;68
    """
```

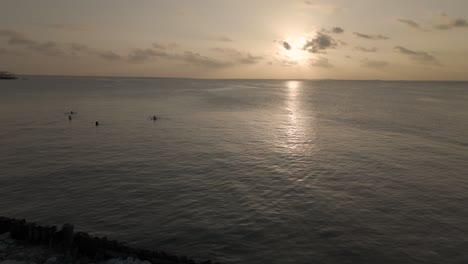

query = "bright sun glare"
282;36;309;64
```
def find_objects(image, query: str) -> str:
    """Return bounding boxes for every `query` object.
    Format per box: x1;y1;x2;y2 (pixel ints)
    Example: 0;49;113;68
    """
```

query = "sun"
281;36;309;64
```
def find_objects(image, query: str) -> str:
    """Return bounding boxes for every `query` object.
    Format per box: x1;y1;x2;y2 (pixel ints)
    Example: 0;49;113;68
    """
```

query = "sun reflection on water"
285;80;304;149
273;80;318;184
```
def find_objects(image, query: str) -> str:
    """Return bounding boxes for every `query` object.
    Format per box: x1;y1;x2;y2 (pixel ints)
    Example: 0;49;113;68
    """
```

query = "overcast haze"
1;0;467;80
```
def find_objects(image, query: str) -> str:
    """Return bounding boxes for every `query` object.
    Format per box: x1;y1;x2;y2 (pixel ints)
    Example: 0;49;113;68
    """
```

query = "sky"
0;0;467;80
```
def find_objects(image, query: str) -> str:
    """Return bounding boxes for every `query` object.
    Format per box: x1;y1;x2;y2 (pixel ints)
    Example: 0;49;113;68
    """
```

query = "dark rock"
0;216;218;264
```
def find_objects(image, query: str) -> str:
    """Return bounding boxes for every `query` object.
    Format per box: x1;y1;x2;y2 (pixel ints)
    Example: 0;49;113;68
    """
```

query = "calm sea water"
1;77;467;264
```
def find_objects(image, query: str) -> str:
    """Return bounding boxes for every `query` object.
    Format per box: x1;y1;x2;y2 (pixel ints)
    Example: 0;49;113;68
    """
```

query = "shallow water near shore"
1;77;468;264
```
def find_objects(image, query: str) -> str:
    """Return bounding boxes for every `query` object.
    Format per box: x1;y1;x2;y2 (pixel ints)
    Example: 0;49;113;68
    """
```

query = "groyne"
0;217;218;264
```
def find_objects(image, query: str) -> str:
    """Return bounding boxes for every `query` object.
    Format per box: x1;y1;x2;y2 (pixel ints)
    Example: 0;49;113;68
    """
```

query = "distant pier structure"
0;71;18;80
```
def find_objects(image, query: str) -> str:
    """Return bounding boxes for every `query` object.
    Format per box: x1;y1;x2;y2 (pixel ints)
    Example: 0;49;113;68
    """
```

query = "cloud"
331;27;344;34
282;41;291;50
0;48;23;56
126;46;262;68
303;32;337;53
435;18;468;30
302;0;341;13
0;29;65;56
179;51;232;68
202;36;234;42
321;27;344;34
214;36;234;42
45;23;88;31
30;41;64;56
277;58;298;67
127;48;164;63
354;46;377;52
99;51;122;61
238;54;263;64
1;29;125;61
70;43;91;53
1;30;74;57
310;57;333;68
8;36;37;46
211;48;263;65
0;29;36;46
353;32;390;40
438;12;449;18
361;59;389;69
68;43;123;62
397;19;423;30
153;42;179;50
394;46;440;65
0;29;23;38
0;28;260;69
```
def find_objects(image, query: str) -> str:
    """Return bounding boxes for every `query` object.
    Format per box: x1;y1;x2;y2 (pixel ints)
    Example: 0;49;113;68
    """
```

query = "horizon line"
15;74;468;82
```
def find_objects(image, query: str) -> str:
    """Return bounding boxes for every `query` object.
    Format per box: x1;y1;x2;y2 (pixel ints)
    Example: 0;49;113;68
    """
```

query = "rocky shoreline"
0;217;218;264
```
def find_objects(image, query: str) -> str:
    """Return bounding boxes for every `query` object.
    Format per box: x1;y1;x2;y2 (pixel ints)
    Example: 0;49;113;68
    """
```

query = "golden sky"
1;0;467;80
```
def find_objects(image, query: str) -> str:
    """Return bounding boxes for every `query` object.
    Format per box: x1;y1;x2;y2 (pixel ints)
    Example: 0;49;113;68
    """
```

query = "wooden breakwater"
0;217;219;264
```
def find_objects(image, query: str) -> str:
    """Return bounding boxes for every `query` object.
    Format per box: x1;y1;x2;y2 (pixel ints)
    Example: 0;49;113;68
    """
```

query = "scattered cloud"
2;28;261;68
353;32;390;40
202;36;234;42
0;29;66;56
277;58;299;67
8;36;37;46
179;51;232;68
302;0;341;13
310;57;333;68
45;23;89;31
394;46;440;65
435;18;468;30
354;46;378;53
273;51;299;67
282;41;291;50
125;46;262;68
0;29;23;38
438;12;449;18
321;27;344;34
331;27;344;34
30;41;64;56
361;59;389;69
397;19;423;30
211;48;263;65
99;51;122;61
0;29;36;46
0;48;24;56
303;32;337;53
215;36;234;42
68;43;122;62
127;48;163;63
337;40;347;46
69;43;92;53
153;42;179;50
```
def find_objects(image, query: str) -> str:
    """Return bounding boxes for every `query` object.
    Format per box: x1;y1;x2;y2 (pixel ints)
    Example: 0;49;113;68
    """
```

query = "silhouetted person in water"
95;121;99;126
152;116;158;121
68;115;72;121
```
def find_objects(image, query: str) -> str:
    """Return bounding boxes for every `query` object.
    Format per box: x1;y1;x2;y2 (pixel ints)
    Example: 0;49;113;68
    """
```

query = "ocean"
0;77;467;264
